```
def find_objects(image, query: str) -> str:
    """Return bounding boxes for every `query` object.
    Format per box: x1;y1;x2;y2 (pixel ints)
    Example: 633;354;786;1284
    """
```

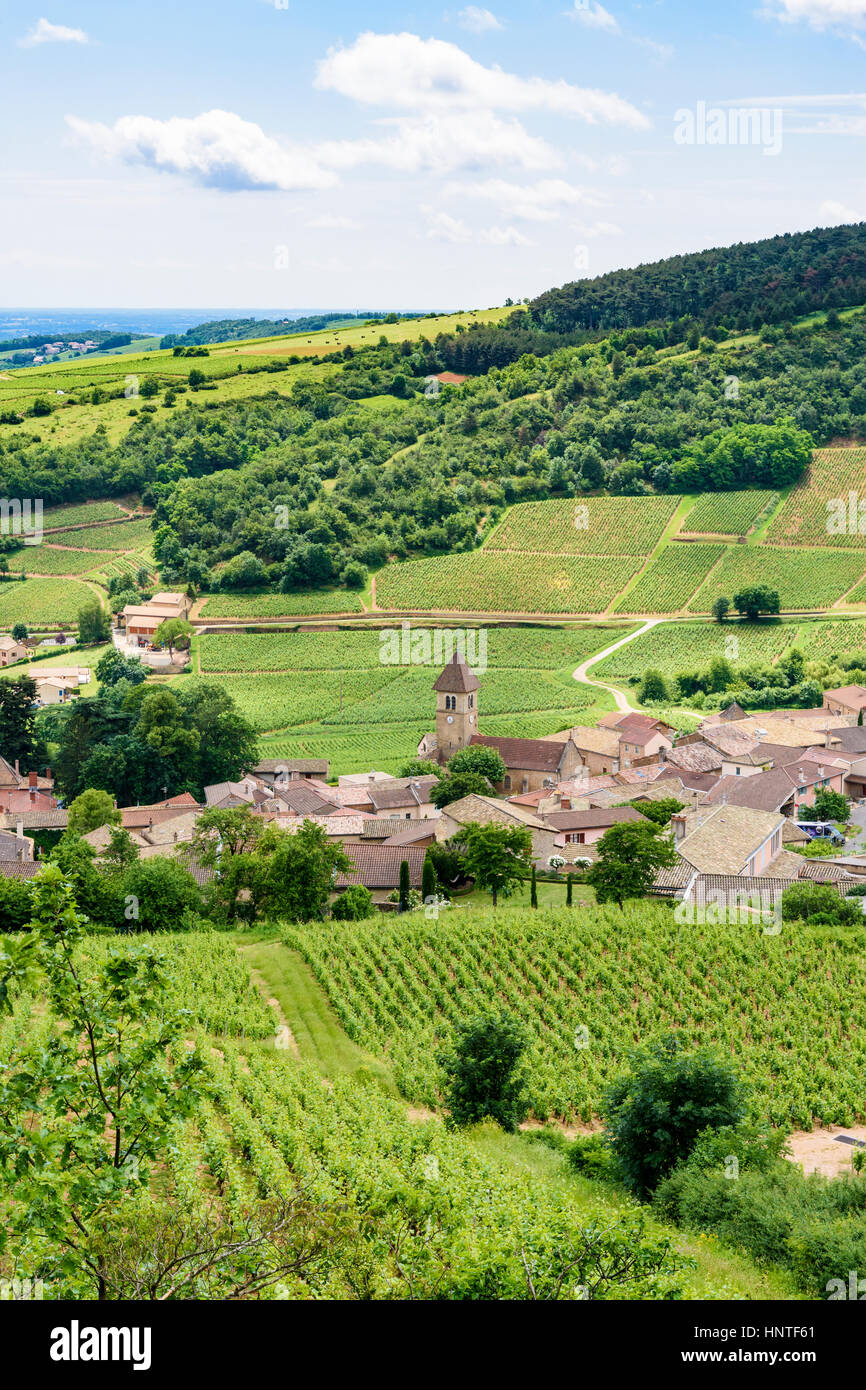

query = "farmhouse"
332;842;426;905
672;804;786;877
823;685;866;717
0;636;27;666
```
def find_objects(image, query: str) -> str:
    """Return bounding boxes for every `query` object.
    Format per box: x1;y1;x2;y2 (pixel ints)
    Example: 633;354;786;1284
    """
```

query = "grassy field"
0;306;512;448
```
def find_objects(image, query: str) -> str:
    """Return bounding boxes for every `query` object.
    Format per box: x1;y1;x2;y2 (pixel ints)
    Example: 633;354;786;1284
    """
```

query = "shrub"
438;1010;530;1132
331;884;374;920
602;1035;746;1197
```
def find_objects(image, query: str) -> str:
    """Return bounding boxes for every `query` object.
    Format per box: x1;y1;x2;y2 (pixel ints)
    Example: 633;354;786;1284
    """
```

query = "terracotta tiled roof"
543;806;645;832
335;843;426;889
254;758;330;776
676;804;785;876
470;735;568;773
664;743;723;774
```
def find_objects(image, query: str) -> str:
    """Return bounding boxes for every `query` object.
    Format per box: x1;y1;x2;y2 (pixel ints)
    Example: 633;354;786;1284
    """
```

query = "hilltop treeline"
530;222;866;333
162;310;425;347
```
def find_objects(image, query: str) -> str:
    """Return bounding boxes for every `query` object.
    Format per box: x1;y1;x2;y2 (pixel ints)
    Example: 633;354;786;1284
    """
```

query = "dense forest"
530;222;866;333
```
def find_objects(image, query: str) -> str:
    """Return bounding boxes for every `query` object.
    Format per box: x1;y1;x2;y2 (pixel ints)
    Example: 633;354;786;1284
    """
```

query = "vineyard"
767;447;866;548
687;545;866;612
199;589;365;618
375;551;640;614
681;491;776;536
4;546;115;576
48;516;155;552
592;620;794;679
284;908;866;1129
486;496;680;556
613;544;725;614
195;624;618;762
0;929;711;1301
43;500;131;529
0;577;96;627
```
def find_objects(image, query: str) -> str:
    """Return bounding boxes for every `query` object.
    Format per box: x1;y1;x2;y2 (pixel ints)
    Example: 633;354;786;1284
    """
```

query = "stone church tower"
432;651;480;763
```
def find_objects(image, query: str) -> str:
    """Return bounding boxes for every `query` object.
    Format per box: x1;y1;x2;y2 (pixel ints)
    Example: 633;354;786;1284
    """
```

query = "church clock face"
447;716;454;724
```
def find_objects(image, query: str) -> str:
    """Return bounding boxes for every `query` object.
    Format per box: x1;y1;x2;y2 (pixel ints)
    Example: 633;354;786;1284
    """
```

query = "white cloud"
818;197;862;221
457;6;503;33
315;31;649;127
19;17;89;47
568;2;620;33
768;0;866;25
478;225;533;245
306;213;361;229
317;110;561;175
573;218;624;237
66;109;336;192
448;177;604;220
426;211;474;241
424;209;533;245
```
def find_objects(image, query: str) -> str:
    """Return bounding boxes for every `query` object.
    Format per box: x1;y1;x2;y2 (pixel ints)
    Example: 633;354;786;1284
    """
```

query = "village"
3;635;866;915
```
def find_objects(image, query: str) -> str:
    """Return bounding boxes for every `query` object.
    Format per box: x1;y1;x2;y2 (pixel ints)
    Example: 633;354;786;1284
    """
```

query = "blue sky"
3;0;866;308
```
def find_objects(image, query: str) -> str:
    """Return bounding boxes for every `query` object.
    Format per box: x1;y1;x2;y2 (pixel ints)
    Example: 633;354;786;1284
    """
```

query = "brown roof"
824;685;866;708
121;806;197;829
383;823;438;846
433;651;480;694
705;769;794;813
470;734;567;773
664;743;723;774
0;861;43;879
254;758;330;776
676;805;785;875
544;806;645;832
368;778;438;811
335;843;426;889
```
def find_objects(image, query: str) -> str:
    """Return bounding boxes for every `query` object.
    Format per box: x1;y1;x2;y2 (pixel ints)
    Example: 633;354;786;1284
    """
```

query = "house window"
735;767;740;775
468;695;473;708
504;775;512;790
521;778;529;793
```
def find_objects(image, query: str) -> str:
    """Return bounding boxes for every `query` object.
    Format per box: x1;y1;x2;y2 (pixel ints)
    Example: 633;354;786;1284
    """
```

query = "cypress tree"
566;874;574;906
398;859;411;913
422;854;437;902
530;864;538;909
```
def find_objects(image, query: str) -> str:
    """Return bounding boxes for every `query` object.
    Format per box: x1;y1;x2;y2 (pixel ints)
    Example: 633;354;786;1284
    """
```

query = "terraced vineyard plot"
0;577;95;628
43;500;130;529
682;491;776;536
687;546;866;612
614;544;725;613
594;620;794;679
844;574;866;604
285;910;866;1128
49;516;155;551
486;496;680;555
376;550;640;614
200;589;364;618
4;545;115;576
767;447;866;547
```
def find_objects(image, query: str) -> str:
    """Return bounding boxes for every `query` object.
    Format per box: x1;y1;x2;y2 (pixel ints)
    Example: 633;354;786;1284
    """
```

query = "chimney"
561;797;571;811
28;771;37;789
45;766;51;781
16;818;23;839
14;760;19;778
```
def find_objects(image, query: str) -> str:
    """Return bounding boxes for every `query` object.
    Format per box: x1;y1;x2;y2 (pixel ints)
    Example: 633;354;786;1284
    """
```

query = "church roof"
432;651;480;694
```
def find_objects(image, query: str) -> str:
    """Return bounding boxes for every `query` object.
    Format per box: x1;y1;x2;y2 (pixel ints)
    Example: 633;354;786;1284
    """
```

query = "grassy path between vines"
236;935;801;1301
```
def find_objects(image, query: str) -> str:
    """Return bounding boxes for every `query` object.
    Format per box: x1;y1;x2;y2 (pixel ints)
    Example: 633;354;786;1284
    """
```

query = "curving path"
572;617;662;714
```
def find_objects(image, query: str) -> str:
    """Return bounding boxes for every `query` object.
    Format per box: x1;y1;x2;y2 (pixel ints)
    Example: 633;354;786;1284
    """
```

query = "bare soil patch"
787;1126;866;1177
